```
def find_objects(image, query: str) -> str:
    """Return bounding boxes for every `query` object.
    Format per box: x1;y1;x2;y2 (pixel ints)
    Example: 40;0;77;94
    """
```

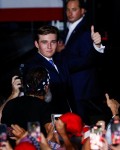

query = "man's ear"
34;41;39;48
81;8;86;15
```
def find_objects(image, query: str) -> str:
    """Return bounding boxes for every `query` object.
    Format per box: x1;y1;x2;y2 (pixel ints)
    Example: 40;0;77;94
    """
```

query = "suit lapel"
37;53;59;74
65;17;87;47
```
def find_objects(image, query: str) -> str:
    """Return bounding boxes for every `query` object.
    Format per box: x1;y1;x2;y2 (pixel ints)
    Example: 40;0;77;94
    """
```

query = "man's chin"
69;20;75;23
46;53;55;58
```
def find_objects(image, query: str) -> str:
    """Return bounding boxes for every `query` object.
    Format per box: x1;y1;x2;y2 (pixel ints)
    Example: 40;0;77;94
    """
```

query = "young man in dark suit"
23;25;76;115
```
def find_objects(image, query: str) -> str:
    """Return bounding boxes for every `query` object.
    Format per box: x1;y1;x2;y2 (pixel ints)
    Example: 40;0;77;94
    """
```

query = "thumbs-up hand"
105;93;112;107
105;93;120;116
91;25;101;48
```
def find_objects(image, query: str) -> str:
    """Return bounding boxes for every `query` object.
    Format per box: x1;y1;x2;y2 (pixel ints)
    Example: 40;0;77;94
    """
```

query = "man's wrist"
95;43;101;48
93;43;105;53
112;114;119;119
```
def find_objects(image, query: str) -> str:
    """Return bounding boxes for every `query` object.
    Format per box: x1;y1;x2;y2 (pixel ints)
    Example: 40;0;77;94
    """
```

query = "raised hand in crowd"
7;76;22;100
39;132;52;150
0;76;22;122
45;122;60;144
105;93;120;117
10;124;27;142
10;124;52;150
55;119;75;150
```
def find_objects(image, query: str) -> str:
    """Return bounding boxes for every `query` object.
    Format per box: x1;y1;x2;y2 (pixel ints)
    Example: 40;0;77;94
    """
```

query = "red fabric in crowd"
14;142;36;150
59;112;84;137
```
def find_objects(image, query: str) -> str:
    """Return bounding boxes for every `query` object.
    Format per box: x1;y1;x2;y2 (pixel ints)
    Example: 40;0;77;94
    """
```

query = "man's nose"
67;10;72;15
47;42;52;48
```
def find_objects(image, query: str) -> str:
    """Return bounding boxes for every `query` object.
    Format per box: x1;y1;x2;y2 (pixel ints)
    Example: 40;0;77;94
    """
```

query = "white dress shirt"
65;16;84;45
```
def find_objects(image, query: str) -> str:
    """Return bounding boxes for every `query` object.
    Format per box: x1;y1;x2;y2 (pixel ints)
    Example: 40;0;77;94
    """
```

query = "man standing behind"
56;0;105;124
23;25;76;114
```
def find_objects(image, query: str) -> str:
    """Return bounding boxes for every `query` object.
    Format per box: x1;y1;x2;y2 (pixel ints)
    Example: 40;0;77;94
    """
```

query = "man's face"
66;0;85;23
35;33;57;58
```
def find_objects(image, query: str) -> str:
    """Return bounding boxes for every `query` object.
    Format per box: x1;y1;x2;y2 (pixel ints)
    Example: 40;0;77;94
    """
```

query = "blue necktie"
49;59;59;72
49;60;54;66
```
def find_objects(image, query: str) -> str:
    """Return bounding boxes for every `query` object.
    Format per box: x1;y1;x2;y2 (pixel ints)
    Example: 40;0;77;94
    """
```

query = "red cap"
59;112;84;137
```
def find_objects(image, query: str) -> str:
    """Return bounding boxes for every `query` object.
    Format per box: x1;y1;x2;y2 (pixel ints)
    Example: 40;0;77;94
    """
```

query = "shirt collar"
38;52;52;61
67;15;85;30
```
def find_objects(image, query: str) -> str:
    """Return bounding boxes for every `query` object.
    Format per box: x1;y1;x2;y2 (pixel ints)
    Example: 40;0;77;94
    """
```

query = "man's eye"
51;41;57;44
41;41;47;44
72;8;77;11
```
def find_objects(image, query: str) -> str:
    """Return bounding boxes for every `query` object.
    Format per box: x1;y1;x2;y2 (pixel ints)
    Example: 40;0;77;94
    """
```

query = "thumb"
91;25;94;35
105;93;110;101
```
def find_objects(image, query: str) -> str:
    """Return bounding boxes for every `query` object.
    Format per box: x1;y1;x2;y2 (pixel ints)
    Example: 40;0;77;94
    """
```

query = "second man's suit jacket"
59;15;104;103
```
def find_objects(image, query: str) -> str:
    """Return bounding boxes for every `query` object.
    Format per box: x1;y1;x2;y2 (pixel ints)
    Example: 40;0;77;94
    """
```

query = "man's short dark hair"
66;0;87;9
34;25;60;42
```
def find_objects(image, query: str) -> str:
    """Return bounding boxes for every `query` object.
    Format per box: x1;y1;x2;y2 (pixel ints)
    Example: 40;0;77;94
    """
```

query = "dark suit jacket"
23;52;76;114
59;15;104;102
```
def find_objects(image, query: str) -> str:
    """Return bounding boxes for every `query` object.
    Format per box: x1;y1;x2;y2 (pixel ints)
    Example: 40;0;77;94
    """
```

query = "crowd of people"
0;72;120;150
0;0;119;149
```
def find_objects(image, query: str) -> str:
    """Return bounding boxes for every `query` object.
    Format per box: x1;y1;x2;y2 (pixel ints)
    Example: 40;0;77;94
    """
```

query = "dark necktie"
49;60;59;72
49;60;55;66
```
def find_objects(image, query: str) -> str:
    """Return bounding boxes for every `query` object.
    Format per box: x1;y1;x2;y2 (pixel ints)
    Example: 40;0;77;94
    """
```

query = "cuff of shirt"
93;43;105;53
